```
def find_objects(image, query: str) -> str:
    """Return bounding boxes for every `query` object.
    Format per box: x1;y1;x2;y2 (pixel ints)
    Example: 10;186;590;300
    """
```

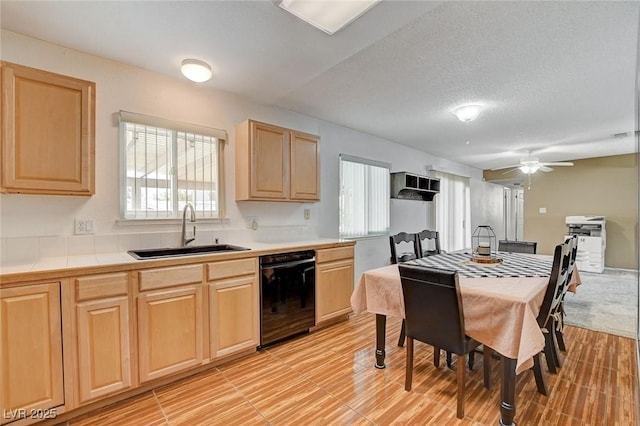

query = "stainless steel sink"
127;244;250;260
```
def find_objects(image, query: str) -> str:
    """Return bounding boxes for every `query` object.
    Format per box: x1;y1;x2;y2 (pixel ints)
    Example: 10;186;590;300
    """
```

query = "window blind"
339;154;390;238
433;170;471;251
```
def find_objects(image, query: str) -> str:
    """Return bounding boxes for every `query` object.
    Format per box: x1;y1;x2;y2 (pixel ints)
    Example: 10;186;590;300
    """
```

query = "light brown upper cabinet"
0;61;95;195
235;119;319;202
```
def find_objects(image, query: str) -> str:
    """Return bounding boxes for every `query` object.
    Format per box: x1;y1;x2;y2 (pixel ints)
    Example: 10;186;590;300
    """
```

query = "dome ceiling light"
453;104;483;122
181;59;212;82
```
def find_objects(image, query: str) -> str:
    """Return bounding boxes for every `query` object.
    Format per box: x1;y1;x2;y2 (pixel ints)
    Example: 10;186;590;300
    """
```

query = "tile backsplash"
0;225;318;266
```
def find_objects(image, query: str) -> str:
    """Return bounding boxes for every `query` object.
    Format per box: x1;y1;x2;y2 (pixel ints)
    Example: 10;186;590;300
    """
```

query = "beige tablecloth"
351;263;580;374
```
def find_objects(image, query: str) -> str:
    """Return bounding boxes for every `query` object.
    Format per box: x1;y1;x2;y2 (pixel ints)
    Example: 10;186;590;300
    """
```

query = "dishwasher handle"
261;258;315;270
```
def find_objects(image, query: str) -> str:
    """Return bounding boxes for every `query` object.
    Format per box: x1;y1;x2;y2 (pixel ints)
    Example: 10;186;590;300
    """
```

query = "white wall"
0;30;490;280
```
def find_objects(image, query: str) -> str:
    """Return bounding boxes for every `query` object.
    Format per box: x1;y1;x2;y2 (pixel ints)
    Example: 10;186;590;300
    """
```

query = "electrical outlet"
74;218;95;235
304;209;310;220
246;216;258;230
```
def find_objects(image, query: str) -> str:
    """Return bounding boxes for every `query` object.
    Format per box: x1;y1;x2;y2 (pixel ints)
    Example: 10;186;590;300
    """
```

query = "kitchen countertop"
0;239;356;285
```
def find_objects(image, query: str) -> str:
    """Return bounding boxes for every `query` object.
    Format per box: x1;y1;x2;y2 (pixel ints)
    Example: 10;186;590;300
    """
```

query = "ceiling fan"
491;152;574;190
491;153;574;175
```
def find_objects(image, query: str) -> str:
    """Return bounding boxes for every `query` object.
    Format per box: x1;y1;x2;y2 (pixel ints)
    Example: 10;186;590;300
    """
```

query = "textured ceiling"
1;1;638;171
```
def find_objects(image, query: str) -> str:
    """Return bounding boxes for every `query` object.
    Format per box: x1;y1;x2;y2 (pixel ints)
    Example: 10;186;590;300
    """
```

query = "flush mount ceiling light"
180;59;212;83
453;104;483;122
274;0;380;35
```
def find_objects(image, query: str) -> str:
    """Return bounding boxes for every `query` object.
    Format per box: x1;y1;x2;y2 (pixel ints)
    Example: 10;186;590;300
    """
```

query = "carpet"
563;268;638;338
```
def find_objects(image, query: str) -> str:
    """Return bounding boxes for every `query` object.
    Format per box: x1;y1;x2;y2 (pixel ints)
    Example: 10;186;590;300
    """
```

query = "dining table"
350;251;581;426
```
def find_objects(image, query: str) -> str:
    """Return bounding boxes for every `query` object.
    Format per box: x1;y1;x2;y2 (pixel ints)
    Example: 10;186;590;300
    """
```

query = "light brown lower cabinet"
0;282;64;425
207;258;259;359
73;273;132;405
137;285;204;383
315;247;355;324
0;245;353;423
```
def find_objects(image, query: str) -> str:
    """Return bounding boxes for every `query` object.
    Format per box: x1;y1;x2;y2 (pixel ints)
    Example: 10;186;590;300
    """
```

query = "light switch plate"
539;207;547;214
304;209;310;220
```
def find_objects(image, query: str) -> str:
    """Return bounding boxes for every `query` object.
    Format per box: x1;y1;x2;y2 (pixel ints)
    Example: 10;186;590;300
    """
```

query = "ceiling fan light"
519;164;540;174
453;104;482;122
181;59;212;82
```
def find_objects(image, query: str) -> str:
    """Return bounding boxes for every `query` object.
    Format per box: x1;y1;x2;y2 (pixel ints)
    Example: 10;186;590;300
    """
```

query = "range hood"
391;171;440;201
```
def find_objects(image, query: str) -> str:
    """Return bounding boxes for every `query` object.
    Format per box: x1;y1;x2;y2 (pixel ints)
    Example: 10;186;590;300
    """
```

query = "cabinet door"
76;297;131;404
209;276;258;359
290;131;319;201
0;61;95;195
1;283;64;424
137;286;203;383
249;121;289;199
316;259;354;324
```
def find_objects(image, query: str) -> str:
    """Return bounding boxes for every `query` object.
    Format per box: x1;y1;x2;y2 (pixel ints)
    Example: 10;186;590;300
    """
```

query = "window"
119;111;225;219
433;170;471;251
339;154;390;238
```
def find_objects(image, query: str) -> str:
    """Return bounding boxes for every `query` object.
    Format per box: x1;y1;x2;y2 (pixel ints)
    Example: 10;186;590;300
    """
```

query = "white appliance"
565;215;606;273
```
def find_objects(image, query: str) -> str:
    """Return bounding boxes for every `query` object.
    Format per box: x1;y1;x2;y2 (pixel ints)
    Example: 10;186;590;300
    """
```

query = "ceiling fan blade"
501;168;520;175
492;164;521;171
541;162;574;167
539;165;554;172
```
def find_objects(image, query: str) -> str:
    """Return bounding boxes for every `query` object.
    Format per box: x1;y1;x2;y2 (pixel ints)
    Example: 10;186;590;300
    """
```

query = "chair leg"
405;337;414;391
543;332;559;373
555;328;566;352
433;346;441;368
398;319;406;347
532;353;548;396
456;354;465;419
468;350;475;371
552;328;562;368
446;351;453;368
483;346;492;389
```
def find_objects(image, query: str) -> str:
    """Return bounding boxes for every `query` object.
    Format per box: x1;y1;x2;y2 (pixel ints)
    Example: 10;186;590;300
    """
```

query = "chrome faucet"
180;203;196;247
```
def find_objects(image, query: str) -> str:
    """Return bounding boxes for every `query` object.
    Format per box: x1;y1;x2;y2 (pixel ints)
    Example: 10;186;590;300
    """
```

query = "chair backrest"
564;235;578;287
498;240;537;254
414;229;441;257
399;264;467;354
537;241;572;329
390;232;418;264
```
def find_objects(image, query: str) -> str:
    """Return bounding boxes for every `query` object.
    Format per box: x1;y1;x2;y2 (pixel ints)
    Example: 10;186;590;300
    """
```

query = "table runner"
405;251;553;278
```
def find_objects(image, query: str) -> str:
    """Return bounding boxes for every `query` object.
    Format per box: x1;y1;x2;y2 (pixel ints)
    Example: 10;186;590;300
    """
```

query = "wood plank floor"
64;313;637;425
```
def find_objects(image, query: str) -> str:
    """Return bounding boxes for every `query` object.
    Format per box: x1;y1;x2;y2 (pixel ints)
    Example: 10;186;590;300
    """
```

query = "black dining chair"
397;229;441;348
498;240;538;254
389;232;419;264
530;240;572;395
414;229;441;258
554;235;578;353
399;264;491;419
390;232;419;347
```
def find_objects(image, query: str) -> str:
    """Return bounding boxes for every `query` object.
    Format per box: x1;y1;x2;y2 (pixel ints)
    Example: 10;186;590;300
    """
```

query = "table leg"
375;314;386;369
499;356;517;426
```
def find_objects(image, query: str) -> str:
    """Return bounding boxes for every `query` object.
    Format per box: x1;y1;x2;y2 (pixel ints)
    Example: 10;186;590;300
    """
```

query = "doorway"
503;187;524;241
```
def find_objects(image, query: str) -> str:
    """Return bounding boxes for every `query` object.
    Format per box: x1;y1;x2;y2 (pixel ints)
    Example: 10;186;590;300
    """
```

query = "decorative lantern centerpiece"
471;225;500;263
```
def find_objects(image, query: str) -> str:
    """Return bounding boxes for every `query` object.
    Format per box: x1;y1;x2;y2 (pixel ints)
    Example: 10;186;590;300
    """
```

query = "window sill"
339;234;388;241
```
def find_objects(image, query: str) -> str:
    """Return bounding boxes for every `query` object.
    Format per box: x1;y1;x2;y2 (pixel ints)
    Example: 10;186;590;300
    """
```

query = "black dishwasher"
259;250;315;347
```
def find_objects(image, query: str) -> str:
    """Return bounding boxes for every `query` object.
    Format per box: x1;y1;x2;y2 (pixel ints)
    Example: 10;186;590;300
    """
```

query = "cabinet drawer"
207;258;257;281
316;246;354;263
138;265;202;291
75;273;128;301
